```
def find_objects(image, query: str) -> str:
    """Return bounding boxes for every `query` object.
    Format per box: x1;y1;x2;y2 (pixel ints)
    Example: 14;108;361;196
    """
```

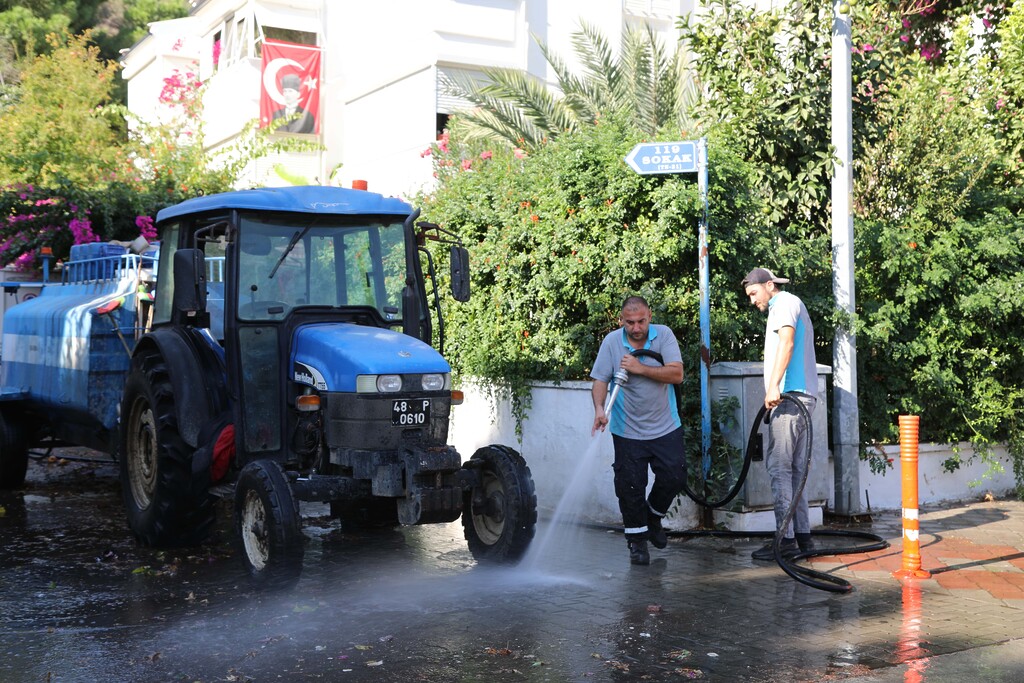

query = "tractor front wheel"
234;459;304;587
462;445;537;563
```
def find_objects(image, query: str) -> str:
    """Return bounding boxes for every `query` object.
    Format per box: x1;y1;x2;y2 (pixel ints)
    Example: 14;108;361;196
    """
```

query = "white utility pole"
831;0;861;516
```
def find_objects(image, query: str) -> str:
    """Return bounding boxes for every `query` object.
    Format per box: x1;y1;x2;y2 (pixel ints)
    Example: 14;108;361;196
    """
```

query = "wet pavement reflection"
3;453;1024;681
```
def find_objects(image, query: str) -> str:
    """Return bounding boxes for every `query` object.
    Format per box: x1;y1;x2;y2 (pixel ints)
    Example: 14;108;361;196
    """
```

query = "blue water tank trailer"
0;186;535;585
1;243;151;447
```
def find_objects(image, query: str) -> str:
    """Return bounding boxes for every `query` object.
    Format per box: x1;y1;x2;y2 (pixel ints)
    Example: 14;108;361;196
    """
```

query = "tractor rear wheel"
0;408;28;489
234;459;304;587
462;445;537;563
120;351;213;546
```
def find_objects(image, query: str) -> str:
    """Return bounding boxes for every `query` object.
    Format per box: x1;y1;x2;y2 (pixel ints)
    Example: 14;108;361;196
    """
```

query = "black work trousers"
611;426;686;539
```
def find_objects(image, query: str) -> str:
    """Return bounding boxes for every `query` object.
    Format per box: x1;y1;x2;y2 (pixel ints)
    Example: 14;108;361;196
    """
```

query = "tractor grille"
321;391;451;451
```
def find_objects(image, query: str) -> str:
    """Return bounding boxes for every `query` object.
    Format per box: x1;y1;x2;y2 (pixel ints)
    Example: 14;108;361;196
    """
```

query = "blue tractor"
0;186;537;584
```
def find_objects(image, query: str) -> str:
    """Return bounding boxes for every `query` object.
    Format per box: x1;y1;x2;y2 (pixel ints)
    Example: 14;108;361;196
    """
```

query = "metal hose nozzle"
602;368;629;415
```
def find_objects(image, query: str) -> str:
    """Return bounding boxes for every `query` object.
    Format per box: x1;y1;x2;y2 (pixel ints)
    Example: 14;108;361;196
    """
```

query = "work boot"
796;533;816;554
751;538;798;561
627;538;650;566
647;510;668;549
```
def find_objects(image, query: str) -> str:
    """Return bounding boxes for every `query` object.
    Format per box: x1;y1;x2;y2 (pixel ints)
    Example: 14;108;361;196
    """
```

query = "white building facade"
121;0;693;199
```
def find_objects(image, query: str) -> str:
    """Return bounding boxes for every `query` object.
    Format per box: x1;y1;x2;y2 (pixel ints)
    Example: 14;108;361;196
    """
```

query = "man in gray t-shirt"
590;296;685;566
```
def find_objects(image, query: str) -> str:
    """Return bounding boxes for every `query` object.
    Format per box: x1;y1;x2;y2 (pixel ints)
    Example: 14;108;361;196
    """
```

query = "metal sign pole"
697;138;711;476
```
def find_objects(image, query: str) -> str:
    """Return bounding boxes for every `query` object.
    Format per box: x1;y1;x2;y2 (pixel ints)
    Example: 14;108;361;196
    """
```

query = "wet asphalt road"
13;449;1022;683
1;451;667;683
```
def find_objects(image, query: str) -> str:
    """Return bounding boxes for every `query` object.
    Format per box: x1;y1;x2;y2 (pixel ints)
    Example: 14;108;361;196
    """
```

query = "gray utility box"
709;361;831;510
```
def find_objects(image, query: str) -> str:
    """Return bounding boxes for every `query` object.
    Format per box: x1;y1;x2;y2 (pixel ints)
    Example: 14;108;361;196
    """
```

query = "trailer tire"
462;445;537;563
0;409;28;489
235;459;304;588
120;351;213;546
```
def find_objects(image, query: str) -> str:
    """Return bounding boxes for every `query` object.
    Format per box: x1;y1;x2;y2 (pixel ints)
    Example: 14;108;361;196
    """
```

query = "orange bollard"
893;415;931;580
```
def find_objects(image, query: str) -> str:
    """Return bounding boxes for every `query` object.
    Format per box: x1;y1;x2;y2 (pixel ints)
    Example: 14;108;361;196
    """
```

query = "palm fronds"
444;19;699;148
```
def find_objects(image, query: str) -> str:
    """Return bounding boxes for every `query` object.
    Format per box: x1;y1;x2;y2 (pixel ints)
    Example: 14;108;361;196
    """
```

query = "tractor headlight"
421;373;448;392
376;374;403;392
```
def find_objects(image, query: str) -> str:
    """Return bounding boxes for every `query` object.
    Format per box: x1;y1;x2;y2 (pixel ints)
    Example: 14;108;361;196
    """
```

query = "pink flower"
862;44;874;52
920;43;940;61
513;148;527;159
461;159;472;171
69;218;98;245
902;18;911;28
996;98;1005;109
480;150;493;160
983;18;992;28
420;148;432;158
900;34;910;43
135;215;157;241
13;251;35;272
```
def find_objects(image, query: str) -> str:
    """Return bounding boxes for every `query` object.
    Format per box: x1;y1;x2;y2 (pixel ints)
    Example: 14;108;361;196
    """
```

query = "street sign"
624;140;698;175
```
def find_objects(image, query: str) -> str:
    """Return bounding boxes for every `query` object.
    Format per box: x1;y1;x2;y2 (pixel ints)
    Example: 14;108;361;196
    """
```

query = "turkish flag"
260;40;321;135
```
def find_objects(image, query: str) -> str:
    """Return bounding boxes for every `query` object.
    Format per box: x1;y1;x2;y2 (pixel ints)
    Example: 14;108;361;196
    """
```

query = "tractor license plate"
392;399;430;427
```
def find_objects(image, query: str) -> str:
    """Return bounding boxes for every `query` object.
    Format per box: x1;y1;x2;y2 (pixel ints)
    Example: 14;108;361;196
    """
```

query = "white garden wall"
448;380;1018;532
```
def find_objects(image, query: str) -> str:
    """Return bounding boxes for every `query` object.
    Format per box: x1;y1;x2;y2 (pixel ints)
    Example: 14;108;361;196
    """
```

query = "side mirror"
450;245;470;302
171;248;209;327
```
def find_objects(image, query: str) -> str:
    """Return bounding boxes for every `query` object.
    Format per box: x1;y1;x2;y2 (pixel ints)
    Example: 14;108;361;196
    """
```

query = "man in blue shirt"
742;268;818;560
591;296;685;565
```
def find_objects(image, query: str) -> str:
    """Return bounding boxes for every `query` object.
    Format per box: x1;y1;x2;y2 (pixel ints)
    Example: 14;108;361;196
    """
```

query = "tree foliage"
0;32;123;186
679;0;836;236
849;2;1024;484
0;0;189;101
680;0;1024;481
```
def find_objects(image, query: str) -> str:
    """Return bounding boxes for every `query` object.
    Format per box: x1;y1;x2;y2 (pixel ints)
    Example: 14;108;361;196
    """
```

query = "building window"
259;27;318;55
